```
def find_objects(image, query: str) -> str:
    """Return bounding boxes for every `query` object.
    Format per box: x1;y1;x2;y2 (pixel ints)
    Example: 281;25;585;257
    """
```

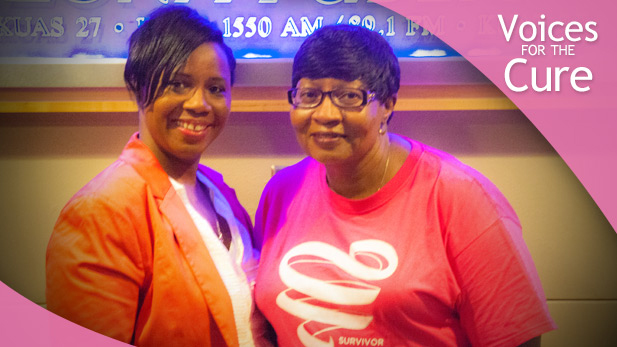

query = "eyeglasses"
288;87;375;109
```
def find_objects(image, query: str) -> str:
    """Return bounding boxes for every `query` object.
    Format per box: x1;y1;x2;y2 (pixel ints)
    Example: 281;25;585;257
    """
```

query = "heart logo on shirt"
276;240;399;347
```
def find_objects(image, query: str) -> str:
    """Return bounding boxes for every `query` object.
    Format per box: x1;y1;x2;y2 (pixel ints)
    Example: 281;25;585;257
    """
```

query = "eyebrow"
299;81;364;88
170;72;190;80
172;73;228;84
207;77;228;83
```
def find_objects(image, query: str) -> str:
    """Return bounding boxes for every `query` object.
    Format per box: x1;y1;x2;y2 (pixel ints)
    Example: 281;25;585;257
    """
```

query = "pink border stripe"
1;1;615;345
0;282;128;346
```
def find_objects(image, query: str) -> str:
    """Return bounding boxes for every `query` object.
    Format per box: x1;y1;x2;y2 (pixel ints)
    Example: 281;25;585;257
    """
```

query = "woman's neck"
161;156;200;186
325;135;392;200
325;134;410;200
138;127;200;185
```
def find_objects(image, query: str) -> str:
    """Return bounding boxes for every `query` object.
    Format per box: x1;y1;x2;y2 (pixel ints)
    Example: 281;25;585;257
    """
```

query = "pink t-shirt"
254;138;556;347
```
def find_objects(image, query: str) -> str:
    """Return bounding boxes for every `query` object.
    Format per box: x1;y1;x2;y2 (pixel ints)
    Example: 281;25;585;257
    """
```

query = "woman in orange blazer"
46;6;271;346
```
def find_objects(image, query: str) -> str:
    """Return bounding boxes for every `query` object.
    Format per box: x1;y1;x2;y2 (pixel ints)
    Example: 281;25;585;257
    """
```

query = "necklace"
198;179;232;249
378;146;391;191
324;145;392;196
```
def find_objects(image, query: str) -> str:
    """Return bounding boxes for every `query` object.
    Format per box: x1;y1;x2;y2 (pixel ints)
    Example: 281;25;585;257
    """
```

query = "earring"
379;122;387;135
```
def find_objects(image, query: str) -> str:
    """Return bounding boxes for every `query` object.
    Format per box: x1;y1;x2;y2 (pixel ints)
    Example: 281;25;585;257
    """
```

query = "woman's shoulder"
53;159;155;245
407;138;516;218
65;158;152;214
407;138;489;186
401;137;507;204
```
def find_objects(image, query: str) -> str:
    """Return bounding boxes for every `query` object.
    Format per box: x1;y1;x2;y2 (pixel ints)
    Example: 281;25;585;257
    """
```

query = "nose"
312;93;342;127
183;87;212;114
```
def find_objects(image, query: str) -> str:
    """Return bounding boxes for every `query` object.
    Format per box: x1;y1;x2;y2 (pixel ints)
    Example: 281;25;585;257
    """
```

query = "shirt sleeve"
46;194;147;343
443;176;556;347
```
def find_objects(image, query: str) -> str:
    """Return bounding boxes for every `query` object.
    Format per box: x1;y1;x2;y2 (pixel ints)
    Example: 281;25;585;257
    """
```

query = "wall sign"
0;0;459;60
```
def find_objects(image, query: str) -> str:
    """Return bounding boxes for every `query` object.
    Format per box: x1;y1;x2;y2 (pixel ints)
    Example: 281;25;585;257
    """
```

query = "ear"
383;94;397;121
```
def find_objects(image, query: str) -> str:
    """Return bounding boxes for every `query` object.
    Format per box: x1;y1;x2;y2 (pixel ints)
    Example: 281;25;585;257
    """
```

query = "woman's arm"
46;196;146;343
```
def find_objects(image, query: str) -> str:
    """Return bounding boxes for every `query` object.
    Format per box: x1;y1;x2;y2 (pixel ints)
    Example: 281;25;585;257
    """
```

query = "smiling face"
139;43;231;170
290;78;394;166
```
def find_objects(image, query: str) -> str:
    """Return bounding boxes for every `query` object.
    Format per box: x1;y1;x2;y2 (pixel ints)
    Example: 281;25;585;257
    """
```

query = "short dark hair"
124;5;236;108
291;24;400;104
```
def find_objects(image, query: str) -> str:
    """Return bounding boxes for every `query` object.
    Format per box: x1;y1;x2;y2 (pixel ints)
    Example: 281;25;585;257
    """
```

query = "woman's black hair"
291;24;400;105
124;5;236;109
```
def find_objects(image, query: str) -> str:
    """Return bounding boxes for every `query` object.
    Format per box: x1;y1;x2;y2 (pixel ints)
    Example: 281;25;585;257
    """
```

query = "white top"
169;171;261;346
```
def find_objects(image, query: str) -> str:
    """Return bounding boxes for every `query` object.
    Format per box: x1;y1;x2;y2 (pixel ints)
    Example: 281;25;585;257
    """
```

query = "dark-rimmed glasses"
288;87;375;109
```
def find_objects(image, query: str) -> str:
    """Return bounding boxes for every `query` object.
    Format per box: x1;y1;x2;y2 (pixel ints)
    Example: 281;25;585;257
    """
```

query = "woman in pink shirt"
254;24;556;347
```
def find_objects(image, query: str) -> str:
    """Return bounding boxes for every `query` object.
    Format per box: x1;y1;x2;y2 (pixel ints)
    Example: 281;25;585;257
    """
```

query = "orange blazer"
46;133;254;346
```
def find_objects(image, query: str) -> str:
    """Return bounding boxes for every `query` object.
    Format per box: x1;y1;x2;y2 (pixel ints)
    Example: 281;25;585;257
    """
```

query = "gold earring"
379;122;387;135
